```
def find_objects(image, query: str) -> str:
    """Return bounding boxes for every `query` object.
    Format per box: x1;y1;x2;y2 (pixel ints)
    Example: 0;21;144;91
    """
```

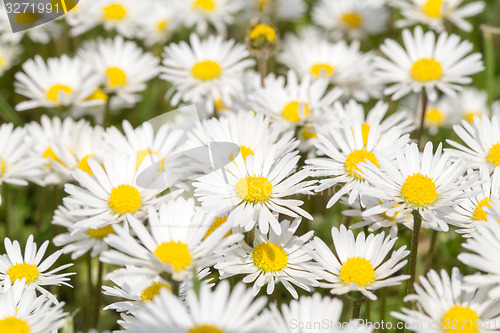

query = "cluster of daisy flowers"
0;0;499;331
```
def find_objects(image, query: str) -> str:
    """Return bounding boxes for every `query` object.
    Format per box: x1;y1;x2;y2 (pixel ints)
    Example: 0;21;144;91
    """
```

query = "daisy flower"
243;0;307;22
52;203;115;260
306;118;409;208
193;146;315;235
278;36;382;102
458;211;500;299
307;225;410;300
375;26;484;101
393;0;486;32
312;0;389;40
100;198;242;281
215;218;320;299
267;293;374;332
391;268;500;333
249;70;342;129
447;115;500;172
172;0;243;36
0;13;61;45
78;36;160;104
161;33;254;114
14;55;103;111
124;281;268;333
448;166;500;237
0;277;67;333
359;142;473;231
0;235;74;293
63;153;168;229
442;87;490;124
136;1;179;47
0;123;43;204
0;42;21;75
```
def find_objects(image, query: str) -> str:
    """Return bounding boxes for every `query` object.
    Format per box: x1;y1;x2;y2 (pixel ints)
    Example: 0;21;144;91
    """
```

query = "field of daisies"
1;0;500;332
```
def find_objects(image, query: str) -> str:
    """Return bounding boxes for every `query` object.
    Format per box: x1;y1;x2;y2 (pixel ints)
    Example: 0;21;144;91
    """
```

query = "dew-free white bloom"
307;225;409;300
0;42;22;75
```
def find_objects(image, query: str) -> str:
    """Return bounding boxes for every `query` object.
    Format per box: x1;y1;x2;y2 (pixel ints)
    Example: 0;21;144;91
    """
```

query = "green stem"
483;26;496;110
424;229;439;274
406;211;423;309
86;253;92;330
351;295;364;319
416;91;428;150
36;186;52;234
258;55;268;88
92;261;104;329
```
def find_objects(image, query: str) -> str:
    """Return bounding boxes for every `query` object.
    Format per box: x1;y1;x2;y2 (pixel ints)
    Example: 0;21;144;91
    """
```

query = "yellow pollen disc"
203;215;232;239
15;13;39;24
301;126;318;140
282;101;311;122
77;155;95;175
154;241;192;271
156;20;168;32
43;147;64;166
339;257;375;286
258;0;271;8
192;60;221;81
1;159;6;174
472;198;492;221
249;24;277;44
344;149;378;180
87;225;115;239
47;84;72;103
423;0;444;18
103;3;127;20
341;12;363;28
465;112;481;123
105;67;127;89
0;57;3;66
140;282;171;301
7;263;40;284
0;317;30;333
108;185;141;215
189;325;224;333
136;149;159;170
441;305;480;333
425;107;445;125
252;241;288;273
411;58;443;82
310;63;336;78
193;0;216;11
401;173;438;207
235;175;273;203
86;88;108;101
487;143;500;167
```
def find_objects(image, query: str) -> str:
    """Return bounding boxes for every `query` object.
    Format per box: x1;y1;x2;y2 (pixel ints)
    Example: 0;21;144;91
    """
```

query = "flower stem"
424;229;438;274
258;55;268;88
416;91;428;149
92;260;104;329
406;210;422;308
482;25;497;109
351;294;364;319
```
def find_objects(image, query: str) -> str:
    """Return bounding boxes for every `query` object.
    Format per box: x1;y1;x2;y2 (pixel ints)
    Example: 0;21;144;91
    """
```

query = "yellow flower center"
192;60;221;81
7;263;40;284
310;63;336;78
423;0;443;18
230;145;254;163
235;175;273;203
77;155;95;175
488;143;500;167
108;185;141;215
282;101;311;122
401;173;438;207
203;215;232;239
339;257;375;286
103;3;127;20
249;24;277;44
0;57;3;66
136;149;161;170
193;0;216;11
87;225;115;239
105;67;127;89
465;112;481;123
301;126;318;140
1;159;6;174
345;149;378;180
154;241;192;271
411;58;443;82
425;107;445;125
189;325;224;333
472;198;492;221
140;282;171;301
252;241;288;273
86;88;108;101
156;20;168;32
43;147;64;166
47;84;73;103
341;12;363;28
0;317;30;333
441;305;480;333
15;13;39;24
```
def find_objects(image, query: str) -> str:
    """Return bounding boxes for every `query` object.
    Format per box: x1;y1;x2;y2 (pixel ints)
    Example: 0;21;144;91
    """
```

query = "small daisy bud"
247;22;278;55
